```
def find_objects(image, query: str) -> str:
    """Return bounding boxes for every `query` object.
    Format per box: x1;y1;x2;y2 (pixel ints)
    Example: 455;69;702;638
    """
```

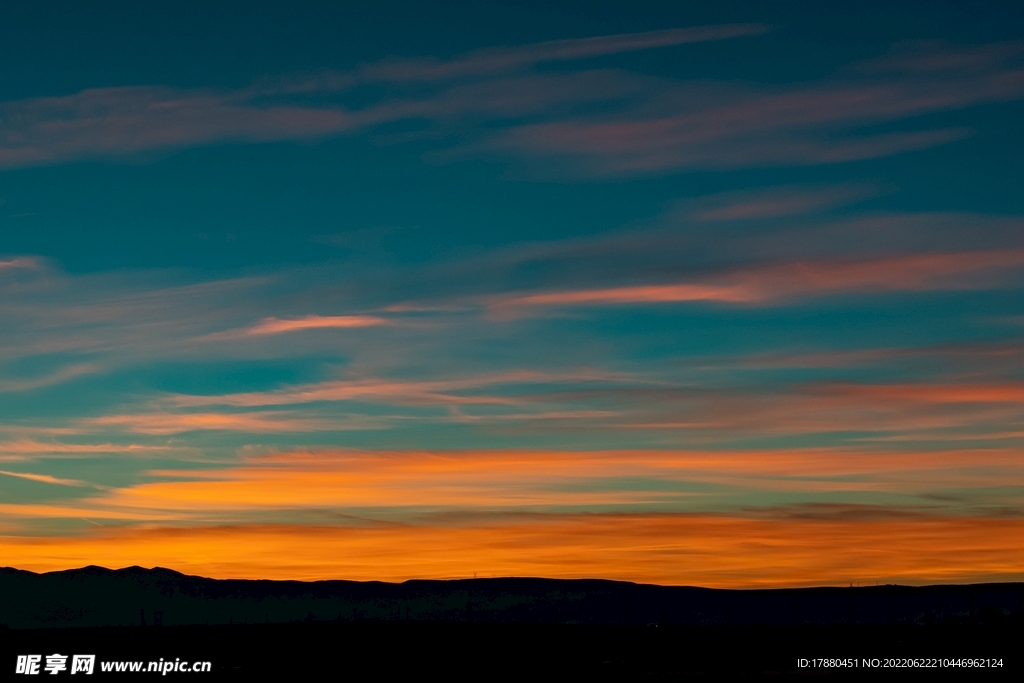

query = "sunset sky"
2;1;1023;587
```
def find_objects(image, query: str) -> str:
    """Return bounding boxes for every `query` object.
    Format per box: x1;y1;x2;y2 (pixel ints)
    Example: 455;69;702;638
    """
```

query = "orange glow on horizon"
4;449;1021;588
4;447;1019;517
3;512;1023;588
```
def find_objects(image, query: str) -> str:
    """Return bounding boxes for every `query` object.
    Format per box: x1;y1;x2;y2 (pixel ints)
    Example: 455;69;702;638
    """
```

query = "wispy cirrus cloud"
855;40;1024;75
244;315;387;335
345;24;771;84
91;447;1024;514
832;382;1024;403
65;362;1018;450
2;444;1020;534
478;122;971;176
0;264;385;365
452;41;1024;175
2;34;1021;175
730;338;1024;371
370;210;1024;313
489;248;1024;313
3;208;1023;460
0;25;764;170
0;86;358;169
0;439;180;458
680;184;881;222
0;71;629;169
2;214;1023;459
0;363;101;393
4;210;1021;373
84;411;381;436
0;469;94;487
0;502;178;522
205;315;388;340
0;257;40;270
165;369;635;409
624;379;1024;444
2;510;1022;585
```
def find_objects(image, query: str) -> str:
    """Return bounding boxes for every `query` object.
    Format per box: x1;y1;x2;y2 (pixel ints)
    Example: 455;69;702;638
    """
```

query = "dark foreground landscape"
1;567;1021;678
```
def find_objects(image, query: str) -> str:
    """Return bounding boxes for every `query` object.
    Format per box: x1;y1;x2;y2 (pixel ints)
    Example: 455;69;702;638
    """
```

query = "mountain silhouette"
2;566;1021;629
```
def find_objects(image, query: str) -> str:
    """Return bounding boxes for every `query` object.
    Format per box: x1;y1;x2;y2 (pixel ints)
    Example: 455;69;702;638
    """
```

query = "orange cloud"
499;283;752;307
492;249;1024;312
0;469;93;487
59;373;1024;443
196;314;388;341
0;502;175;521
626;380;1024;440
13;448;1016;522
684;184;876;222
836;382;1024;403
3;512;1023;587
4;447;1020;586
244;315;387;336
85;411;372;435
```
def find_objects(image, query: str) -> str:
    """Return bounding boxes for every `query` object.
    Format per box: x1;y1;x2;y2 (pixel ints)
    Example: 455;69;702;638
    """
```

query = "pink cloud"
0;86;357;169
683;184;879;222
354;24;771;82
473;53;1024;174
0;25;768;170
2;37;1019;175
267;25;770;93
489;118;974;176
856;40;1024;74
0;74;636;170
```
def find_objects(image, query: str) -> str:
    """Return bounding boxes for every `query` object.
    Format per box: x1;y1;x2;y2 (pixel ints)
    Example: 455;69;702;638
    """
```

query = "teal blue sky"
2;2;1024;582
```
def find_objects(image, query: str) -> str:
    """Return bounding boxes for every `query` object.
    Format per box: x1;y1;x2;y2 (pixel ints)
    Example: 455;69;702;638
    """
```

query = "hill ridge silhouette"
2;566;1022;630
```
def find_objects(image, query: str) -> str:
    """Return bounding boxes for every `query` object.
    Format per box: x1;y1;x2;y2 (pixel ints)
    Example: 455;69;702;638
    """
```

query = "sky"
2;0;1024;587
